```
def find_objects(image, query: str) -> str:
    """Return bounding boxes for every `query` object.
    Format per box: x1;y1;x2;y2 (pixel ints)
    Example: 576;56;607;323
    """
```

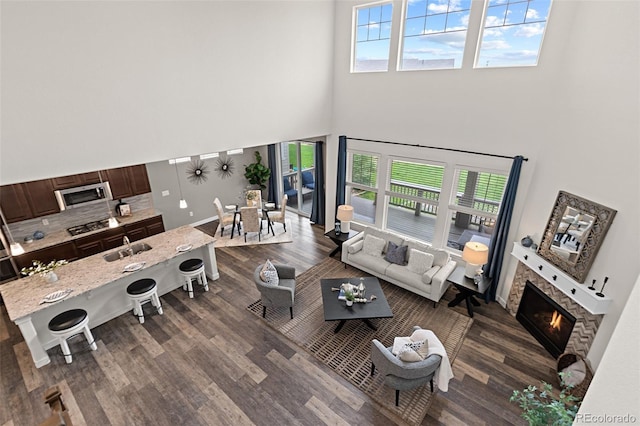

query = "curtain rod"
346;136;528;162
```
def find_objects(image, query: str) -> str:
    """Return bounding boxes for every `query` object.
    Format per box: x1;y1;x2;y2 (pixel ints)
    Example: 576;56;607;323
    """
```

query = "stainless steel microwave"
54;182;113;211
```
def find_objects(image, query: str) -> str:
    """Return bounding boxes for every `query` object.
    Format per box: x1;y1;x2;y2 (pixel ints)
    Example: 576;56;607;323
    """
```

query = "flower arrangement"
20;259;69;277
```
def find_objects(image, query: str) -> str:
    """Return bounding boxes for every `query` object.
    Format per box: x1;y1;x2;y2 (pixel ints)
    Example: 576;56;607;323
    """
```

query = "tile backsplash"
6;193;154;241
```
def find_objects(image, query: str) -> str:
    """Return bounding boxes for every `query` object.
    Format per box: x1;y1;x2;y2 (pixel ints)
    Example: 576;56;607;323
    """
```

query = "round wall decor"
215;156;234;179
186;159;209;185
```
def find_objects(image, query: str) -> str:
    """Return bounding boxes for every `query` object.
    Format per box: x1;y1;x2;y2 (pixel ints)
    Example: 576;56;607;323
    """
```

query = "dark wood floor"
0;215;558;425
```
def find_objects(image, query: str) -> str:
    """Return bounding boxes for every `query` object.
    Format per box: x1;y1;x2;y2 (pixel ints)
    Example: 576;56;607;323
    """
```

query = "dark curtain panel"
310;142;325;225
483;155;524;302
267;144;278;203
336;135;347;208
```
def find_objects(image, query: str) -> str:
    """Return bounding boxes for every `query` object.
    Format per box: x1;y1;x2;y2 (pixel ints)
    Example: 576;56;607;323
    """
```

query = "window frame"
351;0;394;73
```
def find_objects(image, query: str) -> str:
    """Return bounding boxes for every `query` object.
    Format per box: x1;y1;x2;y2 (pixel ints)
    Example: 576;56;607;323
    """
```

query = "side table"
324;229;359;258
446;265;490;318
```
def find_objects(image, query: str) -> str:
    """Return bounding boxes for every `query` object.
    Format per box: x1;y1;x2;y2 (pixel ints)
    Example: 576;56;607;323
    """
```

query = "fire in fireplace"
516;281;577;358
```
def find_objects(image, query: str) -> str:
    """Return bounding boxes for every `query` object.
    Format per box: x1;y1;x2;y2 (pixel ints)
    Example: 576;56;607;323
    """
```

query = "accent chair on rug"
371;326;443;406
253;261;296;319
214;197;236;237
268;194;288;232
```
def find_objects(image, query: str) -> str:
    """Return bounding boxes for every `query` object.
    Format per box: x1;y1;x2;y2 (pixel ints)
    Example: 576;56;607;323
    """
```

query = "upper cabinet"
51;172;101;190
0;164;151;224
104;165;150;200
0;184;33;223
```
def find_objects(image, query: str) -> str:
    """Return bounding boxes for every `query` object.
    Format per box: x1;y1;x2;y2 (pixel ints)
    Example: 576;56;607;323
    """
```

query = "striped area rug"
248;257;472;425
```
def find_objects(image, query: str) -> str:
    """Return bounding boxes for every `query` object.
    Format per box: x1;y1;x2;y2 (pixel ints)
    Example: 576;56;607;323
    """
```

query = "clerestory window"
352;2;394;72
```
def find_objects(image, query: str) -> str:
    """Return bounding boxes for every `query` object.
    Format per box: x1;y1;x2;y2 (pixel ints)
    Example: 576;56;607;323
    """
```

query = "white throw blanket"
424;330;454;392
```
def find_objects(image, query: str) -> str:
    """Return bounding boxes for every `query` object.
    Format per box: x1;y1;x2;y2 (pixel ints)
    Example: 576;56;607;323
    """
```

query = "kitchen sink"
103;243;153;262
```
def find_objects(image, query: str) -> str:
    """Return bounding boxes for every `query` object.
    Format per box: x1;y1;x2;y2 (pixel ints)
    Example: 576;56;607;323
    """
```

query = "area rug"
209;219;292;248
247;257;472;425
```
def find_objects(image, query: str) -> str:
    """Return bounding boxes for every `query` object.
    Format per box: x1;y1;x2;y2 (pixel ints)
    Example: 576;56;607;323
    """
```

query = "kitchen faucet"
123;236;133;257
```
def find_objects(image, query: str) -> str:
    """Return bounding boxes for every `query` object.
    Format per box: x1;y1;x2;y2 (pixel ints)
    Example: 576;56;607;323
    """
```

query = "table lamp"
462;241;489;278
336;205;354;233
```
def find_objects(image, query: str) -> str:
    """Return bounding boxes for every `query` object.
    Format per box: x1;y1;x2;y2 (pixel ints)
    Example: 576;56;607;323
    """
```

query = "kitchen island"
0;225;218;368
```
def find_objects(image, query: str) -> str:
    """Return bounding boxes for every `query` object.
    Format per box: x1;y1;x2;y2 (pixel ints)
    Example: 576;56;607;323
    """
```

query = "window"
399;0;472;70
475;0;553;68
446;168;508;250
346;153;379;224
353;2;393;72
385;159;444;242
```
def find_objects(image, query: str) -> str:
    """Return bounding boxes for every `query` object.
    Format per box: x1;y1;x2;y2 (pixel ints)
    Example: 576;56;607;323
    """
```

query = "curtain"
310;142;325;225
483;155;524;303
336;135;347;208
267;144;278;203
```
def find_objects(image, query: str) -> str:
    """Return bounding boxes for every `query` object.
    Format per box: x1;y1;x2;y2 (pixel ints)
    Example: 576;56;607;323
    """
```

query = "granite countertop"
0;225;215;321
19;208;162;254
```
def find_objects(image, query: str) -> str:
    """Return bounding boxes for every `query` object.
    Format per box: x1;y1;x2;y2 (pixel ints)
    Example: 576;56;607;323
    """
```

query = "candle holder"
595;277;609;298
588;279;597;291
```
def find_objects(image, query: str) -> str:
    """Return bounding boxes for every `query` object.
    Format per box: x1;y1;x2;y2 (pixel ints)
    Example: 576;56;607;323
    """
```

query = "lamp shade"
462;242;489;265
336;205;354;222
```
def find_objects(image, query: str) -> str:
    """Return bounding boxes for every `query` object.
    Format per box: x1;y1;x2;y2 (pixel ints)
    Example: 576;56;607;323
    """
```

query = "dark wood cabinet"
0;184;33;223
106;165;151;200
14;241;78;270
124;216;164;243
128;165;151;195
24;179;60;217
75;228;125;259
51;172;101;190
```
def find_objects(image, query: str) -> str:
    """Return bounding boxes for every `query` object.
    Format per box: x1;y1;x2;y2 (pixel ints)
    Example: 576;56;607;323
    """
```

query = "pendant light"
0;208;25;256
174;160;188;209
98;171;119;228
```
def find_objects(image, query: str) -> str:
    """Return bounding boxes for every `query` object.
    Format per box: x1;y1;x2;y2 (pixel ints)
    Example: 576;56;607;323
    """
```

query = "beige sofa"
341;227;457;304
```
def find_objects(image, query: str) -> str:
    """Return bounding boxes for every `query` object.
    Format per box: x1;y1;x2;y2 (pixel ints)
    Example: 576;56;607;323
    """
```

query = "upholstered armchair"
214;197;236;237
371;326;443;406
253;263;296;319
267;194;288;232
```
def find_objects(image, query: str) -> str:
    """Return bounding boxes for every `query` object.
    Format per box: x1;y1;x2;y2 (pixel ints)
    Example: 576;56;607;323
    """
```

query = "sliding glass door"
279;141;316;216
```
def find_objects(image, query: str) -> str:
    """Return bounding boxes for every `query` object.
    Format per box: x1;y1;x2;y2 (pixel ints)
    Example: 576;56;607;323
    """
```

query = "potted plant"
20;259;69;283
510;379;581;426
244;151;271;191
345;290;355;307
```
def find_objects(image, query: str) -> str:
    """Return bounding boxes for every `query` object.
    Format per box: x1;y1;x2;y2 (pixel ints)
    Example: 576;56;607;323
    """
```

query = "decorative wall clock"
186;159;210;185
215;155;234;179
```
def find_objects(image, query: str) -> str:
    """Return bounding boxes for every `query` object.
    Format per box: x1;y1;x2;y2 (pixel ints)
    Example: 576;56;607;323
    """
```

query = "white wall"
329;0;639;368
0;1;335;184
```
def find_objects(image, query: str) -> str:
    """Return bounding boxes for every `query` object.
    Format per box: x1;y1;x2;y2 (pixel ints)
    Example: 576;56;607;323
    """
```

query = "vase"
44;271;58;283
346;300;353;307
521;235;534;248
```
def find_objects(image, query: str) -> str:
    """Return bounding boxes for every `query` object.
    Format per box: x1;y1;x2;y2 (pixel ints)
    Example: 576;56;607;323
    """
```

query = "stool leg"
202;272;209;292
83;326;98;351
152;292;163;315
59;338;72;364
135;300;145;324
187;278;194;298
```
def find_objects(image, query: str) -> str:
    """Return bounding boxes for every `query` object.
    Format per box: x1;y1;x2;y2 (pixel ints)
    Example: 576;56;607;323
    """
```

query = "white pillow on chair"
259;259;279;286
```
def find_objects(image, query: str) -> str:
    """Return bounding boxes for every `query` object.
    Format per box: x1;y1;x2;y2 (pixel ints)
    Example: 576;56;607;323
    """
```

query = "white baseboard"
496;295;507;308
190;215;217;227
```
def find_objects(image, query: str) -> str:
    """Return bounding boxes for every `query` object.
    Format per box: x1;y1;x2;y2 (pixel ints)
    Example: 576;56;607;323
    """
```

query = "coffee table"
321;277;393;333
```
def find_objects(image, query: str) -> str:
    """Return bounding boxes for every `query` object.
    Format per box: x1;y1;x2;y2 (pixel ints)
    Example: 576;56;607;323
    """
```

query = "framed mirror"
537;191;616;283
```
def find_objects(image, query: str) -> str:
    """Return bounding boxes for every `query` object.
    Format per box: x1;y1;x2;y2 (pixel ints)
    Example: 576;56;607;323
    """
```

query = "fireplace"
516;281;577;358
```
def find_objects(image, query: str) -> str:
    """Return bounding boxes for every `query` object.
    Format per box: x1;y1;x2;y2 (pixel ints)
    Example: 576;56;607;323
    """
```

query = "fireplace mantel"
511;243;611;315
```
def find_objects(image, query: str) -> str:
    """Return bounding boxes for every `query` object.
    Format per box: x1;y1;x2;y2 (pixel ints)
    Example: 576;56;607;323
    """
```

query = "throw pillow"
398;341;425;362
259;259;279;286
407;249;434;275
384;241;408;265
409;329;430;359
362;234;386;257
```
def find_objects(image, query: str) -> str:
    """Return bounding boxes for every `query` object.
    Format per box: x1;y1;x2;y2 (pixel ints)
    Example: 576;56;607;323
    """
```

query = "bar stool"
48;309;98;364
179;258;208;298
127;278;163;324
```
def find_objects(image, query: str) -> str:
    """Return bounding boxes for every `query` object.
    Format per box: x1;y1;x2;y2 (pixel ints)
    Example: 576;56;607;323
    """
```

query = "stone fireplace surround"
507;255;604;359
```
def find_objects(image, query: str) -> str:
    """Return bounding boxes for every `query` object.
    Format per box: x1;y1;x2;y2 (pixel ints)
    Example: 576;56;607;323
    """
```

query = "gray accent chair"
371;326;443;406
253;264;296;319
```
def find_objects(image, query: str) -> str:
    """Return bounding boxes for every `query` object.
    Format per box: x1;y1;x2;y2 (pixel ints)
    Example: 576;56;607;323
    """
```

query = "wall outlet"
42;219;49;225
162;190;170;197
189;211;194;217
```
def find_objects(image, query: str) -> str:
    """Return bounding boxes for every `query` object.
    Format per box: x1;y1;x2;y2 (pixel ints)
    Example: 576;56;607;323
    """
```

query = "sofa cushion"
363;227;404;253
407;249;434;275
386;264;432;292
347;239;363;254
384;241;407;265
363;234;386;257
422;265;440;285
349;251;390;275
405;239;450;267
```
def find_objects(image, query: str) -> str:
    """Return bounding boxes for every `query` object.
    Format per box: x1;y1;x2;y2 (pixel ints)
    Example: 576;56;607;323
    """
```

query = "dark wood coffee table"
321;277;393;333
